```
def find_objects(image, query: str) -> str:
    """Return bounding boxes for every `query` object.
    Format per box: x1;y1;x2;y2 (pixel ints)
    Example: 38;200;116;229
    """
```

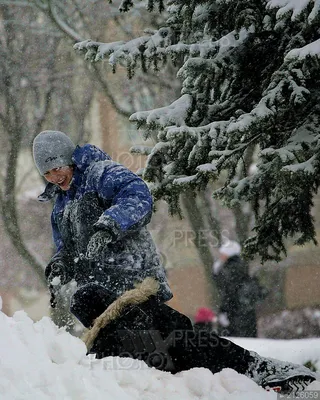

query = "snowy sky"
1;300;319;400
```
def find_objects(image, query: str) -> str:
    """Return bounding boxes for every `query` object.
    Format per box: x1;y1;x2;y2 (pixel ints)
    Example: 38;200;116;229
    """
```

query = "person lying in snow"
33;130;317;395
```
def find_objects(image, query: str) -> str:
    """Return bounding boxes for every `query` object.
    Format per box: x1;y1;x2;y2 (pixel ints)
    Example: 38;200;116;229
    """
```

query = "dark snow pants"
71;284;252;376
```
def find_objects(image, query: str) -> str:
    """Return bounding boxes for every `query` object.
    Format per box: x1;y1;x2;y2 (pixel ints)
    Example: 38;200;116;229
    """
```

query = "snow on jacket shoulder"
73;144;153;238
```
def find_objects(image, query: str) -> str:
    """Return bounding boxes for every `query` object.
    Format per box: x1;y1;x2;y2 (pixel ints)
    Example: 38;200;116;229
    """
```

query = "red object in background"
195;307;217;323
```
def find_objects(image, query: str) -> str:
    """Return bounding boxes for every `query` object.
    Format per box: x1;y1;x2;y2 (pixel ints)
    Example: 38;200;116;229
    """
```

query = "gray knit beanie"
33;130;76;175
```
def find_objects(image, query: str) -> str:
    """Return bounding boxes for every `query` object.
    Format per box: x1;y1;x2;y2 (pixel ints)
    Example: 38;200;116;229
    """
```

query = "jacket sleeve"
88;161;153;239
46;212;74;284
51;212;64;252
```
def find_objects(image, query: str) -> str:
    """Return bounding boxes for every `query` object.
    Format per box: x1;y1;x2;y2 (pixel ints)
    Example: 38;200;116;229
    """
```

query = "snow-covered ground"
1;303;319;400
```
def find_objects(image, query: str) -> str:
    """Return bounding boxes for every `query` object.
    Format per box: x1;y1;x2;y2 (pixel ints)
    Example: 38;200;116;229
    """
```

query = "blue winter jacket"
39;144;172;308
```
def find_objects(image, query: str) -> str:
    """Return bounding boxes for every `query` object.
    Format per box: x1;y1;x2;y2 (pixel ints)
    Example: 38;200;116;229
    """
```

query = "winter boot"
245;351;317;394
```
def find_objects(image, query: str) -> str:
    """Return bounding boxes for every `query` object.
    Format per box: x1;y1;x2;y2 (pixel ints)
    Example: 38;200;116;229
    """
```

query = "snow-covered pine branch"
74;0;320;262
74;27;174;77
129;94;192;131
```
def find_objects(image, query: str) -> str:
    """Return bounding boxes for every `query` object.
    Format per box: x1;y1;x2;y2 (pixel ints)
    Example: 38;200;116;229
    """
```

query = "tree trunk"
181;190;219;308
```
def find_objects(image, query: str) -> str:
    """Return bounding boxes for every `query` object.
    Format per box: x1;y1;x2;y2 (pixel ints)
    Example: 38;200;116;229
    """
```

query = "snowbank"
0;308;319;400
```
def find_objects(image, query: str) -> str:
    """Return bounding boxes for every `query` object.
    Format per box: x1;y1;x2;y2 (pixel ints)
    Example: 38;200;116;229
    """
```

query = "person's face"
43;166;74;191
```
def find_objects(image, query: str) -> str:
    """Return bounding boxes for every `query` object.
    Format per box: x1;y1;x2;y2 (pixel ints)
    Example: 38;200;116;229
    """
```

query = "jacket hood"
37;144;112;201
72;144;111;172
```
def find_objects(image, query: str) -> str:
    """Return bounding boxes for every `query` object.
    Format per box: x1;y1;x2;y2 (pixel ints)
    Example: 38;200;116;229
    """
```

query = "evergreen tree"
75;0;320;262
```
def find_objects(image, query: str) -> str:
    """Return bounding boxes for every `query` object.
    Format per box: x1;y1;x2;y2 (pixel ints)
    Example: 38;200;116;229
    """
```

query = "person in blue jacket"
33;130;316;395
33;130;172;323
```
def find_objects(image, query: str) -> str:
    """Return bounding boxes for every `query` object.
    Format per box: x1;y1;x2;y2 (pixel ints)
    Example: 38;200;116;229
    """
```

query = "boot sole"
263;375;315;395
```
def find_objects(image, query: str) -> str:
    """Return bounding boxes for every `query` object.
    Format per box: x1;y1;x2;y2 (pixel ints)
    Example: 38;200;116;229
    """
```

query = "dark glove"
45;261;67;286
86;230;113;259
45;261;67;309
49;284;58;309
